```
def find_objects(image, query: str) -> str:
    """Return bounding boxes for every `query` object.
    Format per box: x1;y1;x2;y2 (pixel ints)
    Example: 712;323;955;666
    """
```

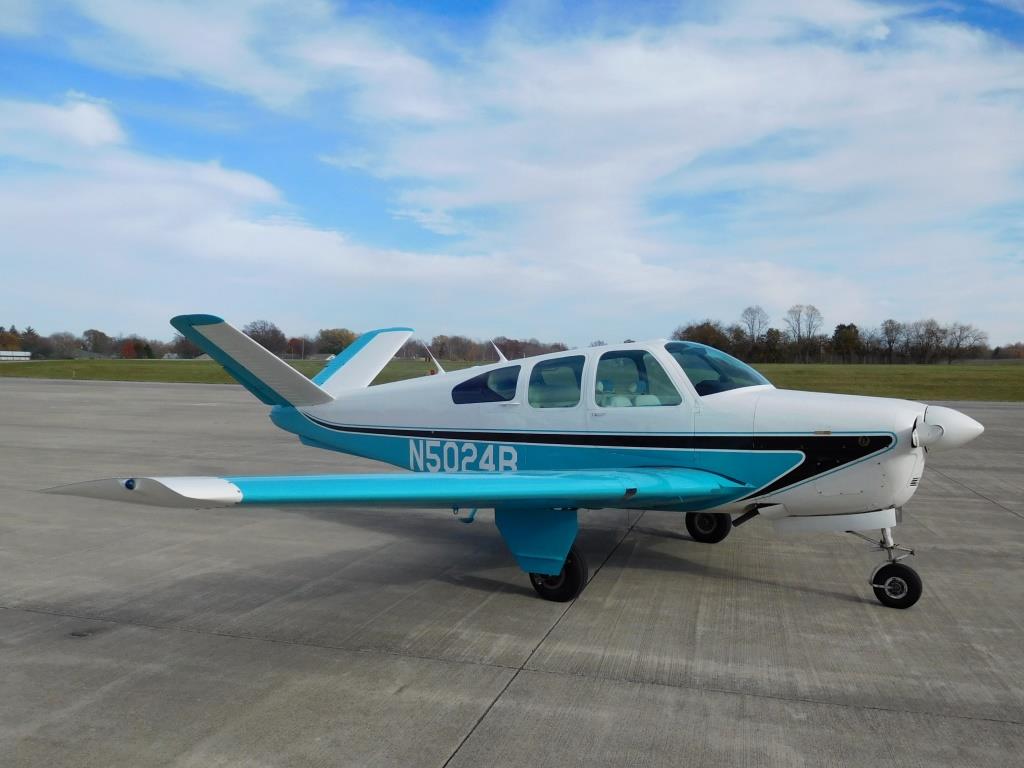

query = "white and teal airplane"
50;314;985;609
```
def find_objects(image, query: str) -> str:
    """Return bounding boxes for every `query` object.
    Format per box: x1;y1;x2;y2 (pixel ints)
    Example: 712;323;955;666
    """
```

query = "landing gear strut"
850;527;921;609
529;545;589;602
686;512;732;544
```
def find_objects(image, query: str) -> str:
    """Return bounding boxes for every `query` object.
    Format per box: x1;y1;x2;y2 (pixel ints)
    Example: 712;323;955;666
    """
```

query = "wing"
44;468;749;511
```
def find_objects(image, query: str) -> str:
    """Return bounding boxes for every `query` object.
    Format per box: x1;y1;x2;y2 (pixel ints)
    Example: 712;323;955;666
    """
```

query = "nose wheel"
850;526;921;609
871;562;922;609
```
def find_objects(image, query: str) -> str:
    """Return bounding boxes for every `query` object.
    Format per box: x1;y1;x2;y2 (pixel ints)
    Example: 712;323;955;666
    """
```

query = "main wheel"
529;546;589;602
685;512;732;544
871;563;922;609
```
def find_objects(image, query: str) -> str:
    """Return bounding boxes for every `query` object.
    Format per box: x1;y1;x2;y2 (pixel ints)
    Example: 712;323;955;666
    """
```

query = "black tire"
685;512;732;544
872;563;922;609
530;546;589;602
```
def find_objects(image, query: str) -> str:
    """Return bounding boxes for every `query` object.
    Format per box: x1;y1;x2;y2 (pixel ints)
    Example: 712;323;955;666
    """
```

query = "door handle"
498;401;521;406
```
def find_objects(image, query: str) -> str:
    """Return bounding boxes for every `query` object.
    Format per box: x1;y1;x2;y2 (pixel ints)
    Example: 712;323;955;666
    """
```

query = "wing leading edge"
45;468;749;511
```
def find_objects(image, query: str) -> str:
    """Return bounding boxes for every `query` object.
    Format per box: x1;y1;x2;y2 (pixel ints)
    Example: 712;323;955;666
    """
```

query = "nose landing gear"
850;527;921;609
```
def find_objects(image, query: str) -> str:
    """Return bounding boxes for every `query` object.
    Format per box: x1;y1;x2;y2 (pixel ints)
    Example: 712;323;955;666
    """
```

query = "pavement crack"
930;467;1023;520
439;510;647;768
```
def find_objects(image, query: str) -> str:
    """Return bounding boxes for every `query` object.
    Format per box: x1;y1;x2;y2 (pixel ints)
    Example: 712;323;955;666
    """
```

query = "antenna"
423;343;446;374
491;341;508;363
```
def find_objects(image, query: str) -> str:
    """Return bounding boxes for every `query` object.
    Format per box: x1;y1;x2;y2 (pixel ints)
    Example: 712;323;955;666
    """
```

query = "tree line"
233;322;569;361
0;326;170;360
670;305;1017;364
0;320;569;362
1;309;1019;363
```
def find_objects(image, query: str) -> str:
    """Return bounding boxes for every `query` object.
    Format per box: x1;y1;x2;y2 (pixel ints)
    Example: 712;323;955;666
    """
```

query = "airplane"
48;314;986;609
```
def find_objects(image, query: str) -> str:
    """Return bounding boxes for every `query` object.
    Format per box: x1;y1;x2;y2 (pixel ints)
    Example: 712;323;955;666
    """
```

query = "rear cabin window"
595;350;682;407
451;365;521;404
528;356;585;408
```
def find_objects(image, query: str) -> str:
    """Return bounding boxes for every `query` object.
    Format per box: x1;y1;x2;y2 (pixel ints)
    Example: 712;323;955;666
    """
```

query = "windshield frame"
664;341;771;397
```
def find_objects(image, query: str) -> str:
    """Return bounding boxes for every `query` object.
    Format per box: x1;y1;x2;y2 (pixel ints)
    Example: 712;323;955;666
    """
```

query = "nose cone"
923;405;984;451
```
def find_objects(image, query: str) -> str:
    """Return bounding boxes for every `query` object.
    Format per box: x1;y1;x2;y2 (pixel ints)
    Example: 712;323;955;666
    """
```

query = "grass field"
0;358;476;387
0;358;1020;401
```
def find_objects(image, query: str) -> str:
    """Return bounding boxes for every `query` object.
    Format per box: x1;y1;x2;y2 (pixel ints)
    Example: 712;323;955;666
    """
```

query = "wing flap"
44;468;748;510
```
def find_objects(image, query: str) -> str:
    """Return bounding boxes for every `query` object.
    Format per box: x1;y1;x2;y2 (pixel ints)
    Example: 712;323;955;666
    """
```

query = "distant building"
0;351;31;362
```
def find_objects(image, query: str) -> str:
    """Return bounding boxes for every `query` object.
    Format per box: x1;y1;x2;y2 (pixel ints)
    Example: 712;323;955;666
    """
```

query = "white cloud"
37;0;453;116
2;1;1023;343
0;93;124;158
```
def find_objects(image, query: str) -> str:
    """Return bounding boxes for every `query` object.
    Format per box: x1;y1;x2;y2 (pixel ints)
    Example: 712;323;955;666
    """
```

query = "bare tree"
880;319;903;364
804;305;823;338
943;323;988;363
784;305;806;342
861;326;882;362
740;305;769;342
243;320;287;354
904;319;946;363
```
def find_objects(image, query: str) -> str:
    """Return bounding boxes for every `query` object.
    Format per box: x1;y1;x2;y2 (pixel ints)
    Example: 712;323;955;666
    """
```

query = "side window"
528;355;585;408
451;365;521;404
595;350;682;407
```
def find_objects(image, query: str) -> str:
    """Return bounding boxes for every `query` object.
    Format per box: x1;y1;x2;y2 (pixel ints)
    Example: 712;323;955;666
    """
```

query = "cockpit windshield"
664;342;771;397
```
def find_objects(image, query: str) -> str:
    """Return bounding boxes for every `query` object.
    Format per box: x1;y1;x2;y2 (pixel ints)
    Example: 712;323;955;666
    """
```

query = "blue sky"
1;0;1022;346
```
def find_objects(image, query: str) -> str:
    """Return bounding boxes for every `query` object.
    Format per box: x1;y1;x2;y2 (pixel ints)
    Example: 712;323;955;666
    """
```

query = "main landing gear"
529;546;589;602
685;512;732;544
850;527;921;609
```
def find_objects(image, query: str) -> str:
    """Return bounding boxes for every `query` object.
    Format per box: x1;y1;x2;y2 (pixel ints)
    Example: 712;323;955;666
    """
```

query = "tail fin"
171;314;332;407
313;327;414;396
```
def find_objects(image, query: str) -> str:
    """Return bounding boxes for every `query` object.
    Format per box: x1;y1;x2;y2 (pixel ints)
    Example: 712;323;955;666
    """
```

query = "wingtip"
39;477;241;508
41;478;129;498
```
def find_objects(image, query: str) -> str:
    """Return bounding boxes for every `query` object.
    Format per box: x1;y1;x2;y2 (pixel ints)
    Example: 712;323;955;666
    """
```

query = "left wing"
44;468;749;510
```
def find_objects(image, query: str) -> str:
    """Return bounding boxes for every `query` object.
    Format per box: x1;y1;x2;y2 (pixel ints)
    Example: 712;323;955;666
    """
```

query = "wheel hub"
694;514;716;535
883;576;908;599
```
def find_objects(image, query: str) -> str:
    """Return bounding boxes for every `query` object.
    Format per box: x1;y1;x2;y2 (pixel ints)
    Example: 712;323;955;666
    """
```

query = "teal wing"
44;468;749;510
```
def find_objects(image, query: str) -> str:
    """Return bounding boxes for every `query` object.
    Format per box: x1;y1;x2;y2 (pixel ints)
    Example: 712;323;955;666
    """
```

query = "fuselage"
270;340;981;518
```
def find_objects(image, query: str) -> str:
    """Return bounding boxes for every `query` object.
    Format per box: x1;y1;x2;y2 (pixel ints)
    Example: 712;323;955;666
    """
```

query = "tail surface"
312;327;414;395
171;314;332;407
172;315;415;406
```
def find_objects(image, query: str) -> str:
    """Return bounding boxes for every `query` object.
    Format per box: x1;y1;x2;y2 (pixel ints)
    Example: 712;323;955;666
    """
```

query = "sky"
1;0;1023;347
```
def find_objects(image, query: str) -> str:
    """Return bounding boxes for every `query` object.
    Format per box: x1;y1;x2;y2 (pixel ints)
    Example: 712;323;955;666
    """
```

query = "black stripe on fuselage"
300;415;894;498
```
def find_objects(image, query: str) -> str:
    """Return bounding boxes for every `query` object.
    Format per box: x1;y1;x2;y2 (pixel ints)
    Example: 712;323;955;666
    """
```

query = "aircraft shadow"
626;525;868;605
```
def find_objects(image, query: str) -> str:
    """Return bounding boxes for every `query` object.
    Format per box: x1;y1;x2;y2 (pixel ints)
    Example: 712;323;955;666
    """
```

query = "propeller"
912;406;984;452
